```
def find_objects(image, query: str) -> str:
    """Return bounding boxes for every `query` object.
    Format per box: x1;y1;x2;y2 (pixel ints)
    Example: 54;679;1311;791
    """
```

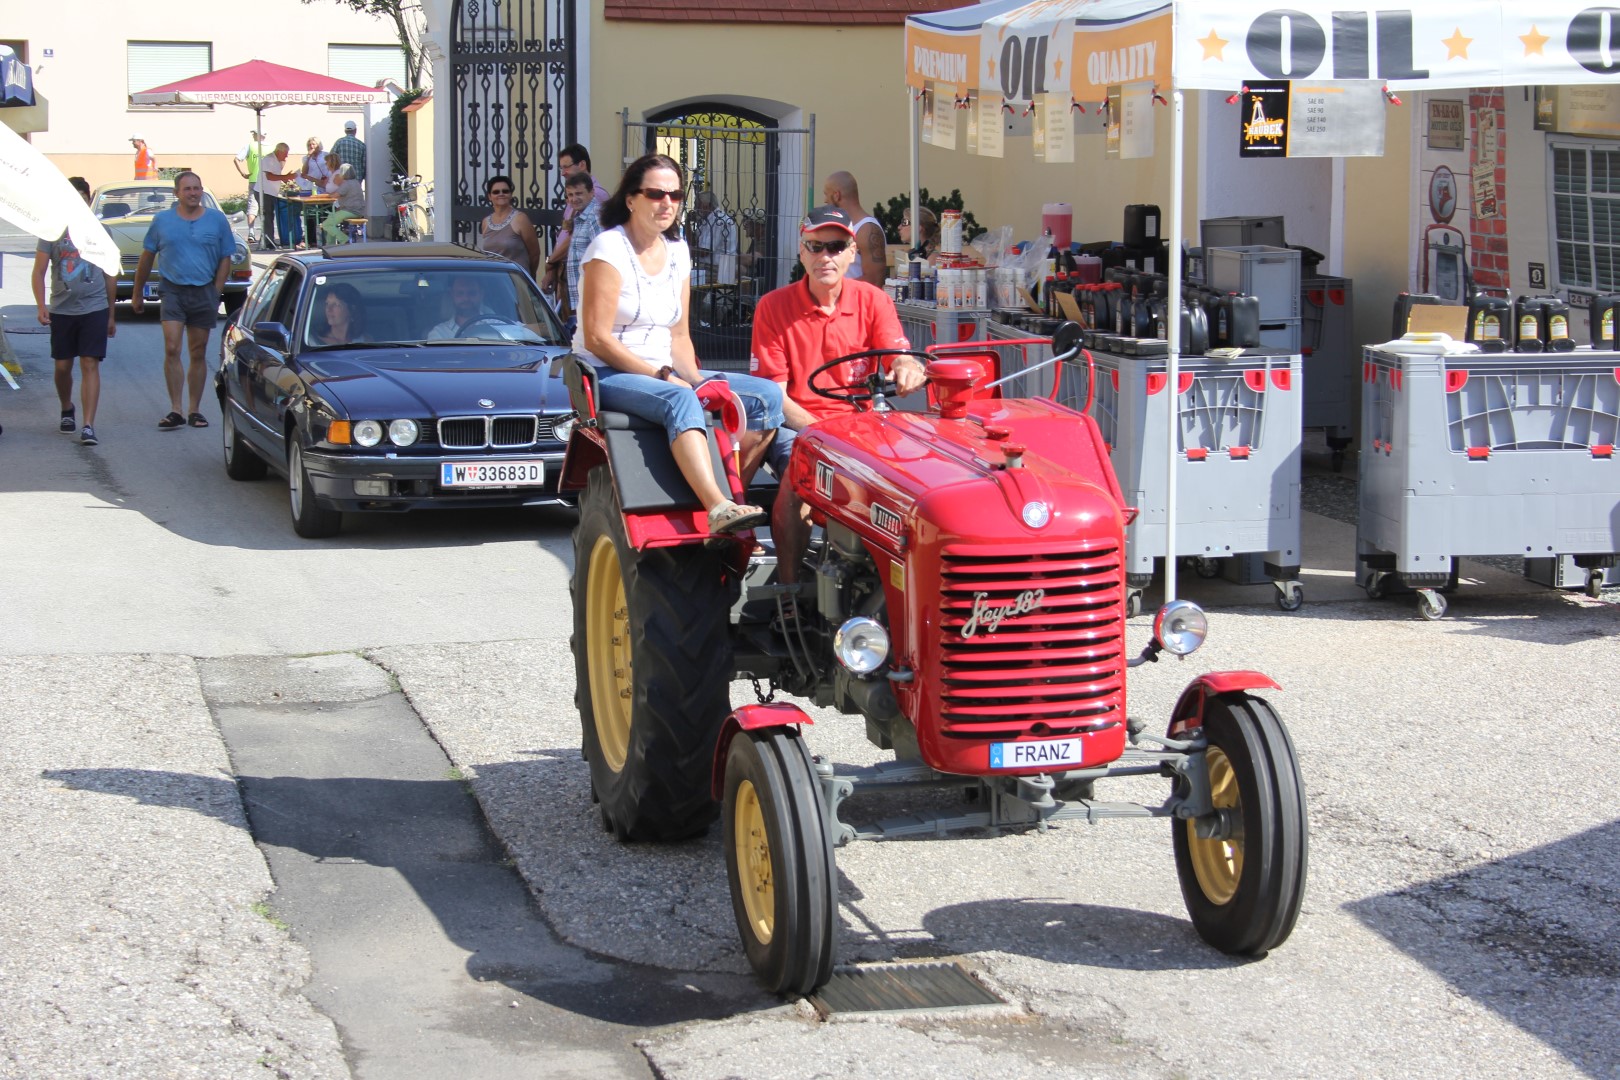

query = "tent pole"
1165;89;1185;605
909;87;920;253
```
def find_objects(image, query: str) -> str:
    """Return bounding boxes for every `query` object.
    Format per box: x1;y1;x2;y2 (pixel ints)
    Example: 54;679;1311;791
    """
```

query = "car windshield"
94;187;220;219
301;265;569;355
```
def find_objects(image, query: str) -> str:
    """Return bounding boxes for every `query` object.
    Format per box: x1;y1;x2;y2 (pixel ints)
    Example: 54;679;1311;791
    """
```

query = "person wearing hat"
749;204;924;585
130;135;158;180
332;119;366;185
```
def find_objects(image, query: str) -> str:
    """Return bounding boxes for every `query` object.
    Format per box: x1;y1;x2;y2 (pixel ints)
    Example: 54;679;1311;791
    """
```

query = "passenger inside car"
308;282;370;346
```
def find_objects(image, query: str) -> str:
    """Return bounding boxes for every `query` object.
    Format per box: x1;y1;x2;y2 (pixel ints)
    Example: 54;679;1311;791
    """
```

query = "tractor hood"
797;398;1128;554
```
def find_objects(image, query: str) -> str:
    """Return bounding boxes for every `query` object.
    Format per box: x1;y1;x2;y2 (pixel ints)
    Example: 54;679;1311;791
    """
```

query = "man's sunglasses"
639;187;684;202
801;239;852;255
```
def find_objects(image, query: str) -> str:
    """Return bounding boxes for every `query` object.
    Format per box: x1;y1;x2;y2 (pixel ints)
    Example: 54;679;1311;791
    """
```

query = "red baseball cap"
800;205;856;237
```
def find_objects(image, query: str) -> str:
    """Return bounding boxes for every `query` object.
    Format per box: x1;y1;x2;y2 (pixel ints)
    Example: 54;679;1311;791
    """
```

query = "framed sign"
1429;166;1458;224
1428;99;1464;149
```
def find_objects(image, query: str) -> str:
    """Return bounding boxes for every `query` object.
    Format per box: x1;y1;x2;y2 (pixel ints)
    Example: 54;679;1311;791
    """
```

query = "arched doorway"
626;103;815;369
447;0;576;245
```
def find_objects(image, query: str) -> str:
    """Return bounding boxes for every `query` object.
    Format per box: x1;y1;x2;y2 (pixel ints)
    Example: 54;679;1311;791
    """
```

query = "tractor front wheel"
571;465;734;841
1172;692;1308;957
723;727;838;995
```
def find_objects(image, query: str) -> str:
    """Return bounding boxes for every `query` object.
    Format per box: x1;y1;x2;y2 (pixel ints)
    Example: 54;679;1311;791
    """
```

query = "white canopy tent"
904;0;1620;599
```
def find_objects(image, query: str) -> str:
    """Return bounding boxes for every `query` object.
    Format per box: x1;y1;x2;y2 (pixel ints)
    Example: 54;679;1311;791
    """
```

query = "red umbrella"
130;59;389;131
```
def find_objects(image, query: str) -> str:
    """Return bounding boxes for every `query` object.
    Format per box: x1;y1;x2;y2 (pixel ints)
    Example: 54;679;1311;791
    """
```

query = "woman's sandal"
707;500;768;534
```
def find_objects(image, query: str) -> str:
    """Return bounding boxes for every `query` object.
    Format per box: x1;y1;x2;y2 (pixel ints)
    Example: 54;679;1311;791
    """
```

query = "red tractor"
560;324;1308;995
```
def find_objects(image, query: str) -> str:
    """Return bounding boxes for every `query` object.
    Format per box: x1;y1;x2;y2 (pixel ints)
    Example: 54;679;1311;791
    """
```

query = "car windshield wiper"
305;340;424;350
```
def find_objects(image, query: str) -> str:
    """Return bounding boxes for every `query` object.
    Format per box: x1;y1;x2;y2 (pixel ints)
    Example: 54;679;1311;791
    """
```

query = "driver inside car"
750;205;926;587
425;274;500;338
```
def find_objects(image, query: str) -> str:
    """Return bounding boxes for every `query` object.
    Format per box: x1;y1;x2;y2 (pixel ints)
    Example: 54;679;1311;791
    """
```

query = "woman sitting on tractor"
574;153;783;534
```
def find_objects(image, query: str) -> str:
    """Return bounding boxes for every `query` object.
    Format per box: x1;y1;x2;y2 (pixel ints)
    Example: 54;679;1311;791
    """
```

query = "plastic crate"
1357;346;1620;613
1207;245;1301;321
987;325;1303;609
896;300;984;352
1301;277;1356;453
1259;318;1301;352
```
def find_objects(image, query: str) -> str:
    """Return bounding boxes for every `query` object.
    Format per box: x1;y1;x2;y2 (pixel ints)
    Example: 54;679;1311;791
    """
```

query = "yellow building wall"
1341;108;1414;353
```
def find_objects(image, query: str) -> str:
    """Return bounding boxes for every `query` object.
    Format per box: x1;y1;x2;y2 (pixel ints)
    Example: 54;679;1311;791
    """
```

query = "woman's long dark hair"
599;153;684;240
314;282;367;341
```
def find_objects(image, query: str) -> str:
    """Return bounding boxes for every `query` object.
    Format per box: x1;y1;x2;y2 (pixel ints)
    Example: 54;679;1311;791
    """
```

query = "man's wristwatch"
655;365;674;381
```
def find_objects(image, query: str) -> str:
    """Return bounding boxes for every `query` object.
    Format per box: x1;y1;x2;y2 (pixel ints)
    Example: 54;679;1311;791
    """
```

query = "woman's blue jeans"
595;367;783;445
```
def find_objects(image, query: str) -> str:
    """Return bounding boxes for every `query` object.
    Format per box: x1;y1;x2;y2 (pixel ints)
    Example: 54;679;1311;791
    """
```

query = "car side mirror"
252;322;291;351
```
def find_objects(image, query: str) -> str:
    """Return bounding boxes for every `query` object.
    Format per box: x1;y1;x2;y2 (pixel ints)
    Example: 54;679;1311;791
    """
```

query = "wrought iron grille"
449;0;574;246
623;107;815;370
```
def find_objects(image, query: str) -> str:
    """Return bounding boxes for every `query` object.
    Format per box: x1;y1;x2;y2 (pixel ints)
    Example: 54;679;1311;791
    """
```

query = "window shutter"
127;41;211;97
327;44;405;92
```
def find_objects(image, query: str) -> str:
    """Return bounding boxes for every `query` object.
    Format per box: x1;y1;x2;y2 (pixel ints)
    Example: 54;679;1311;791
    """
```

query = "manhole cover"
810;961;1004;1016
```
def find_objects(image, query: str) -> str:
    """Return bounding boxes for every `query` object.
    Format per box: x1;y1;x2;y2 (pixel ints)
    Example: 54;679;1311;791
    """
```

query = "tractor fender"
1167;671;1282;738
559;429;607;493
711;703;814;800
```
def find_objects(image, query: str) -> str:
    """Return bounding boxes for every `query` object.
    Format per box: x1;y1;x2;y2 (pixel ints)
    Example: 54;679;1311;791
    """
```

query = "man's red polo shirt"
750;277;910;422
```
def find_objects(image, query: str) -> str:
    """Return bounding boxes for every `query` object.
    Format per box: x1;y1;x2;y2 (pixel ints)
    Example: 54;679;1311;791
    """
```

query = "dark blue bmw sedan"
216;244;577;538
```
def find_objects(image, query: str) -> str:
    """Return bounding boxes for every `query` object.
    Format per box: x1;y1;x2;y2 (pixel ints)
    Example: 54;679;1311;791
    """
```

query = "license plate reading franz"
440;460;545;488
989;737;1084;770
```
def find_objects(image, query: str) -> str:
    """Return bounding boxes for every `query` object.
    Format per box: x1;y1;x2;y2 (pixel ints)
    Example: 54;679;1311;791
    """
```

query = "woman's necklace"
487;209;515;231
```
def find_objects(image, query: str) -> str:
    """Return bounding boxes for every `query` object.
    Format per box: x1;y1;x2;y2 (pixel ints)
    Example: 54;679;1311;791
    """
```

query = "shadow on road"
1346;819;1620;1078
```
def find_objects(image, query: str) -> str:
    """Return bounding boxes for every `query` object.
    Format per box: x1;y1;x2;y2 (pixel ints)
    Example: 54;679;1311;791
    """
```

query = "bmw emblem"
1022;501;1051;528
478;398;495;409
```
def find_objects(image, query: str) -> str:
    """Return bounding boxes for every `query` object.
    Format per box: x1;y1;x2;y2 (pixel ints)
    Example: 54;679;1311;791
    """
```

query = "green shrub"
873;188;983;246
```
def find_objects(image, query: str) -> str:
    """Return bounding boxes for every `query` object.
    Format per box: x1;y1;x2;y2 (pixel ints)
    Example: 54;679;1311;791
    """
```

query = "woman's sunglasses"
488;187;512;195
801;239;851;255
639;187;684;202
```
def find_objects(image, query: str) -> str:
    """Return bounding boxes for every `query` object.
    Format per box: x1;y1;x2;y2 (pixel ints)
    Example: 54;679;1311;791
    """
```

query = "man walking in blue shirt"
132;171;236;429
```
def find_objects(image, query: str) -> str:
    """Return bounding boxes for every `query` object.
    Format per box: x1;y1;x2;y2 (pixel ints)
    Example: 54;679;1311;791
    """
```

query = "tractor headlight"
388;419;420;446
834;617;890;675
1153;599;1208;656
552;413;576;444
353;420;384;447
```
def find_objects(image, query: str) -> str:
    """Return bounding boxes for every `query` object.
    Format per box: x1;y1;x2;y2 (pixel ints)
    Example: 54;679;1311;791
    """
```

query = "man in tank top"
822;170;888;289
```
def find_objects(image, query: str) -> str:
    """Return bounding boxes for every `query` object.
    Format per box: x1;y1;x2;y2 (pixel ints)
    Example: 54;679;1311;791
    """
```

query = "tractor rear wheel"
571;465;733;841
723;727;838;995
1172;692;1307;956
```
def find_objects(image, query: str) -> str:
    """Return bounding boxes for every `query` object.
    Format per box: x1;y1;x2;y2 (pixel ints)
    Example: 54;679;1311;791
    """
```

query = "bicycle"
388;174;435;242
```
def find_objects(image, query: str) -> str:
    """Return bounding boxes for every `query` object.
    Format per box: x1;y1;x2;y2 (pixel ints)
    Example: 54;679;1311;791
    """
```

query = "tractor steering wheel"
808;349;934;406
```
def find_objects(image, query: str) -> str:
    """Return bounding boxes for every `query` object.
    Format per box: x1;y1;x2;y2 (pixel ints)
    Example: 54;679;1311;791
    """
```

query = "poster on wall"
1286;81;1385;157
1118;81;1155;159
1428;99;1464;150
1476;106;1498;159
1472;161;1498;218
1535;86;1620;138
972;92;1004;158
927;83;959;149
1239;81;1289;158
1104;85;1123;156
1037;93;1074;163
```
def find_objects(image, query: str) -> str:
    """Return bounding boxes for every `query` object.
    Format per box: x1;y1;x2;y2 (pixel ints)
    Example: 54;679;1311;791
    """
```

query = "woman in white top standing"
296;137;330;250
574;153;783;534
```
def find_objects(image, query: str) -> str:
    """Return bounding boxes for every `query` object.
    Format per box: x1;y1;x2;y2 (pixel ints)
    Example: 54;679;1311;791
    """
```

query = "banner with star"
1176;2;1620;90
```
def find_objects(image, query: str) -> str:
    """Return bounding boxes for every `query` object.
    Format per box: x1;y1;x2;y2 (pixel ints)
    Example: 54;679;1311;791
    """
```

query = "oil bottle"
1542;296;1576;351
1465;295;1510;352
1591;294;1620;350
1513;295;1547;352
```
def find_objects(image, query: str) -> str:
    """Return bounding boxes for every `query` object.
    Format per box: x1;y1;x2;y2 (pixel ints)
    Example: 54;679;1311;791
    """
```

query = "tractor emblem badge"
961;588;1045;638
816;460;835;498
870;502;903;537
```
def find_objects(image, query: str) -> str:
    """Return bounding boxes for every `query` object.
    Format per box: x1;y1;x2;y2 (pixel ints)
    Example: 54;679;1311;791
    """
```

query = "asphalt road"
3;242;1618;1079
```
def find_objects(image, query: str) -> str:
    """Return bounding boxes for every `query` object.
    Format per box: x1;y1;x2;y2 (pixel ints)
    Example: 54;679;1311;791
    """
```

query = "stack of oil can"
1041;264;1266;357
1397;291;1620;351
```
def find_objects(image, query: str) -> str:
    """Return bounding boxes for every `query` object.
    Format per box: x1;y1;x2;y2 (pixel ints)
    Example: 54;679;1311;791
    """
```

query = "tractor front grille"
936;541;1125;739
438;414;540;449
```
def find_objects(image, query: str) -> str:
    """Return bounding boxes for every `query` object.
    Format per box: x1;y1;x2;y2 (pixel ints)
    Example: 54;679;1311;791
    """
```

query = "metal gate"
448;0;575;245
624;107;815;369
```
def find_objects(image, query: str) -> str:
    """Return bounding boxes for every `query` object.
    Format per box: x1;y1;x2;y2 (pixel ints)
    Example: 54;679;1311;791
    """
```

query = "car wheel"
288;438;343;539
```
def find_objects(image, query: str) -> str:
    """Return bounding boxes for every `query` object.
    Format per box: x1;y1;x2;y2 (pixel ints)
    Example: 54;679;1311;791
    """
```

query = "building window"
1551;141;1620;294
328;44;405;103
128;41;211;106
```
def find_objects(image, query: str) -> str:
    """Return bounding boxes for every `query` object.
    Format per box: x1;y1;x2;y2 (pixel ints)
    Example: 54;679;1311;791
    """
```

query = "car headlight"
353;420;384;447
552;413;576;443
234;241;249;262
1153;599;1208;656
834;617;890;675
388;419;420;446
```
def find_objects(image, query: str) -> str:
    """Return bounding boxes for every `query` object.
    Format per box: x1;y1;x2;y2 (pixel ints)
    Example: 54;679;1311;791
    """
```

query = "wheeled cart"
896;299;985;352
1300;277;1356;469
984;322;1305;613
1357;346;1620;618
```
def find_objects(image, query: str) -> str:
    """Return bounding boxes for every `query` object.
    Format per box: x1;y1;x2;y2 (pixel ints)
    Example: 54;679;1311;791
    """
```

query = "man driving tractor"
750;205;926;585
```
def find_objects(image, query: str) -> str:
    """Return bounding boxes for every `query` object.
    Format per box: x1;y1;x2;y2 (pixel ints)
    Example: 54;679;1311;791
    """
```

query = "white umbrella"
0;120;119;276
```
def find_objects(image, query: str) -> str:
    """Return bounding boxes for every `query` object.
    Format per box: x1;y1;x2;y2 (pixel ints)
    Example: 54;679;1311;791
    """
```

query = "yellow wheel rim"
733;779;775;945
585;534;632;773
1186;746;1243;906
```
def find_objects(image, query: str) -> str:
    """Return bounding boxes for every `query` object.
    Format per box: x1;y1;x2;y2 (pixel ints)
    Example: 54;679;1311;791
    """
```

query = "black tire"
1172;692;1308;957
723;728;838;995
571;465;734;841
288;439;343;538
222;402;267;481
